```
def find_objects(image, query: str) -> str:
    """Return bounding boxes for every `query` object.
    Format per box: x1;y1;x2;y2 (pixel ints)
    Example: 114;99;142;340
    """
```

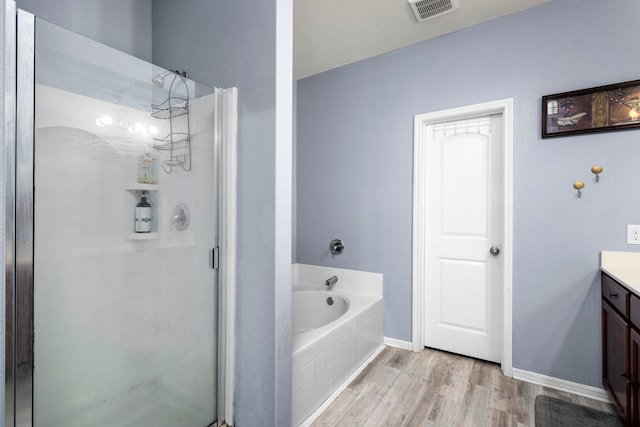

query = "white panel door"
423;115;504;363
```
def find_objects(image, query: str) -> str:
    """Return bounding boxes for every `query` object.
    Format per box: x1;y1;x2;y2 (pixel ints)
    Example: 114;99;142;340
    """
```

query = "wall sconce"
591;165;603;182
573;181;585;198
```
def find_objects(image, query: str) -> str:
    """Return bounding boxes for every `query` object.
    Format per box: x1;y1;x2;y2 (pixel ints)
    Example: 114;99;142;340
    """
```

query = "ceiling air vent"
408;0;459;22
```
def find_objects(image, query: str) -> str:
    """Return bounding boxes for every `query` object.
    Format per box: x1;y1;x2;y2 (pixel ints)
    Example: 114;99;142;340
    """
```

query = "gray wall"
296;0;640;388
17;0;152;61
153;1;292;425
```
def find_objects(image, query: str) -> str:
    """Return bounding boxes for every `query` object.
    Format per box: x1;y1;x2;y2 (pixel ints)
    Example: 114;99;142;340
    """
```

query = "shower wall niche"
30;17;221;427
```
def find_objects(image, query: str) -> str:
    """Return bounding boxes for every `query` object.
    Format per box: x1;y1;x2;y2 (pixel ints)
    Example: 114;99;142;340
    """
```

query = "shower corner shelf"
152;134;190;152
150;72;192;173
150;105;188;120
151;96;188;120
125;232;158;241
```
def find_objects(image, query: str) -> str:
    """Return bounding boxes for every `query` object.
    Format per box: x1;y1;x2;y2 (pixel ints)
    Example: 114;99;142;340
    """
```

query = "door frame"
411;98;514;377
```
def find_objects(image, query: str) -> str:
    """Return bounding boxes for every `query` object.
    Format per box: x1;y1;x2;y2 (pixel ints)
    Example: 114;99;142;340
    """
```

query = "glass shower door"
31;17;218;427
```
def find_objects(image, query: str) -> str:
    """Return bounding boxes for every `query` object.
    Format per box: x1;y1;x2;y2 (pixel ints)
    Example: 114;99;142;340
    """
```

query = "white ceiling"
294;0;551;80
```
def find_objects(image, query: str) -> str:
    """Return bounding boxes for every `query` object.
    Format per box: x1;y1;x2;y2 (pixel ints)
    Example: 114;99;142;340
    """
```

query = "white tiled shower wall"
292;264;383;426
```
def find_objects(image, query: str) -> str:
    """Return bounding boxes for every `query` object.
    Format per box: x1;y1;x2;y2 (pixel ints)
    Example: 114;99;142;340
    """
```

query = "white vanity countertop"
601;251;640;294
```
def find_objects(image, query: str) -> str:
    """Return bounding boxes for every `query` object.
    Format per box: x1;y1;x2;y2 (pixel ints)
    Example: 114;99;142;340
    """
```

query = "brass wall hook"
573;181;585;198
591;165;603;182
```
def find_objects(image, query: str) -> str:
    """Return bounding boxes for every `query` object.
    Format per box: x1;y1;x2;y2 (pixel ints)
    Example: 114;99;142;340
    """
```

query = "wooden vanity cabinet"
603;299;630;420
602;272;633;425
631;328;640;426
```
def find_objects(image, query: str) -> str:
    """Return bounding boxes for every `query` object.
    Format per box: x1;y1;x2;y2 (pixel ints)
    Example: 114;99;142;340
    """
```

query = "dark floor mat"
535;395;622;427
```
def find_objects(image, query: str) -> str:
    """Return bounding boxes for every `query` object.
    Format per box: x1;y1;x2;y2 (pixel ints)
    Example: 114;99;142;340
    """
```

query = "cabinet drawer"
630;293;640;329
603;273;629;316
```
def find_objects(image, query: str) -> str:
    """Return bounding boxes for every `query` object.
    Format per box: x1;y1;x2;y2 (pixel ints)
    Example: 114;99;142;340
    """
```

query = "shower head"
151;72;169;87
151;70;188;87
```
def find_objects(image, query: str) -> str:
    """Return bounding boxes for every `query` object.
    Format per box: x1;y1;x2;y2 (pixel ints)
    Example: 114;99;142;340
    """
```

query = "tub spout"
326;275;338;289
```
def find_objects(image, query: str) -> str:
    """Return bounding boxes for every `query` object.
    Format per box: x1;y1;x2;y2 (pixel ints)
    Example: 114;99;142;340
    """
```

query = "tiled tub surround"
292;264;383;426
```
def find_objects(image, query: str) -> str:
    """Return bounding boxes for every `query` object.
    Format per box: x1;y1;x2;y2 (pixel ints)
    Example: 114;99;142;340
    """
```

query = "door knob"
489;246;500;256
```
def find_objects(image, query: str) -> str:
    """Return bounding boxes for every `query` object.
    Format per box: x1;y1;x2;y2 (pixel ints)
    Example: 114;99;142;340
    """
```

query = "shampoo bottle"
135;191;152;233
138;151;156;184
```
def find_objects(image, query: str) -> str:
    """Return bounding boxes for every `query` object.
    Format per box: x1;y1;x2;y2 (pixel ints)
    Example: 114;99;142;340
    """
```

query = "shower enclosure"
4;4;236;427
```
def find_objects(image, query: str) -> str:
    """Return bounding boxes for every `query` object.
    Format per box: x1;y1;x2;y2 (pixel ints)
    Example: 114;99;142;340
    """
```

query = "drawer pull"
609;293;619;298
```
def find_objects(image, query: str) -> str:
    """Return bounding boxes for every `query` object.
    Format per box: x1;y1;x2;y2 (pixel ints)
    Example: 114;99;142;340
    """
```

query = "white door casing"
412;99;513;375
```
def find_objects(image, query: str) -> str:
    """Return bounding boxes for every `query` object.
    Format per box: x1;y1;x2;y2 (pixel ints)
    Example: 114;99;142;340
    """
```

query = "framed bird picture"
542;79;640;138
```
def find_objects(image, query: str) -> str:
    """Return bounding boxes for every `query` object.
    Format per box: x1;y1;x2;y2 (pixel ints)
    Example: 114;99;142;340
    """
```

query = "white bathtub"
291;284;383;426
292;290;349;335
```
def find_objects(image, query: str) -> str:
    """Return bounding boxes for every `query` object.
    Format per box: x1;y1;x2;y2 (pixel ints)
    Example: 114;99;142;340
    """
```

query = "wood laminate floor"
310;346;617;427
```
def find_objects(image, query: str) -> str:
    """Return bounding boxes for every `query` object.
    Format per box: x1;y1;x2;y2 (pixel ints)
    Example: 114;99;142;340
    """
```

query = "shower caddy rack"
151;71;192;173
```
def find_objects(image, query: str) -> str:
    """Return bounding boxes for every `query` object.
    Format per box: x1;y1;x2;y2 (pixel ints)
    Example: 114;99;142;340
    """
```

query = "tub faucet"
326;275;338;289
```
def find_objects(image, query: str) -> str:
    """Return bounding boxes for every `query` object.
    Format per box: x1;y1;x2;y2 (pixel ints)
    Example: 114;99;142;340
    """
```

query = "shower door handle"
210;247;219;270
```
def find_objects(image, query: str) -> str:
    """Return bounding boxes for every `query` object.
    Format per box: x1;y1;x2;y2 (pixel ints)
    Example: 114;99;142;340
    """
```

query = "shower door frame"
3;3;238;426
3;0;18;426
5;4;36;427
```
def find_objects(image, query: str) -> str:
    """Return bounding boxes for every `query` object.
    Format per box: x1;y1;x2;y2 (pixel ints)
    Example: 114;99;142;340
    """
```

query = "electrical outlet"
628;225;640;245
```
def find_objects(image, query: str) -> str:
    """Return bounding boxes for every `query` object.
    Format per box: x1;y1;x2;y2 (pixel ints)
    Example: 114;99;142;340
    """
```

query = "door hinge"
210;247;220;270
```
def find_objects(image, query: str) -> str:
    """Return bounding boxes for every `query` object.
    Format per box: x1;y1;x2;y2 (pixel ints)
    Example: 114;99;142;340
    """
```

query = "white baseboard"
384;337;413;351
512;368;612;403
299;344;385;427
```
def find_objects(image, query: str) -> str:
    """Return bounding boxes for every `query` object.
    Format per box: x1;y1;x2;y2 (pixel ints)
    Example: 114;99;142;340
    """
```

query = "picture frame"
542;79;640;138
